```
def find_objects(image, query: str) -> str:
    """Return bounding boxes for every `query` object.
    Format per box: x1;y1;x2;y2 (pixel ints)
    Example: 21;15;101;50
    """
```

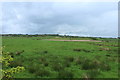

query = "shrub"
1;47;25;79
91;37;98;40
81;59;101;70
35;68;50;77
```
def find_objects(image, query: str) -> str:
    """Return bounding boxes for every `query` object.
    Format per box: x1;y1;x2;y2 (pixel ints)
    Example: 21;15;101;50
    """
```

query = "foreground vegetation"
0;47;25;80
2;35;119;79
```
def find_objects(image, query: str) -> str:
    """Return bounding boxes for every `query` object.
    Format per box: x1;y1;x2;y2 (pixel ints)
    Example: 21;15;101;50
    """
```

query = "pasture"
2;35;119;78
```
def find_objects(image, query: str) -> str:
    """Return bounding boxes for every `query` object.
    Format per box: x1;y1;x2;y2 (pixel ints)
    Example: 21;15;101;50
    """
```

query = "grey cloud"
1;2;118;37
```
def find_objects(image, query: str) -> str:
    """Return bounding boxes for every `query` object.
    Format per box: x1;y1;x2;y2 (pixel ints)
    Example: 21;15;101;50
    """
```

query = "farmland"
2;35;119;78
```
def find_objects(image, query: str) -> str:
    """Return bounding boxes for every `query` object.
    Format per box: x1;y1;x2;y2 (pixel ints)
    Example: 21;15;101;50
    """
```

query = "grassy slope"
2;36;118;78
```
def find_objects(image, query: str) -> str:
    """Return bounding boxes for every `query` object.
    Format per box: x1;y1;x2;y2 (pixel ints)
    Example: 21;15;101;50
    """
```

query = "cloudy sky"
1;2;118;37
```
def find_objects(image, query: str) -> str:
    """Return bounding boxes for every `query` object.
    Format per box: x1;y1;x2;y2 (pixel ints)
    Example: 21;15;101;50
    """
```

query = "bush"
1;47;25;79
35;68;50;77
90;37;98;40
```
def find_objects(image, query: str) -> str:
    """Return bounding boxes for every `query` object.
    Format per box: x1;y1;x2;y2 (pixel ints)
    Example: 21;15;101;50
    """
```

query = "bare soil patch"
47;39;102;42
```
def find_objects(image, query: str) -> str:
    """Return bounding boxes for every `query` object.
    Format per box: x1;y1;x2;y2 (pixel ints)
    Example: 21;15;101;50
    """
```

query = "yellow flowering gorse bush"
0;46;25;80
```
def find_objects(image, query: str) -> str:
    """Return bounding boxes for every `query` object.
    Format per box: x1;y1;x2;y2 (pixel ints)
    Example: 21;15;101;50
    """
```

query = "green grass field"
2;35;119;78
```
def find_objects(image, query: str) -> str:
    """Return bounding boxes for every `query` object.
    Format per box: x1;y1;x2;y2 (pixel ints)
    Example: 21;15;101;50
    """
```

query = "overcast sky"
1;2;118;37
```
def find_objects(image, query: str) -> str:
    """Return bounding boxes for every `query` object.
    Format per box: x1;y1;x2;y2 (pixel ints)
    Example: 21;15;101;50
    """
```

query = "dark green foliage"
9;52;14;57
73;48;91;53
35;68;50;77
64;56;74;62
43;51;48;54
73;49;81;52
106;54;111;57
44;62;49;67
90;37;98;40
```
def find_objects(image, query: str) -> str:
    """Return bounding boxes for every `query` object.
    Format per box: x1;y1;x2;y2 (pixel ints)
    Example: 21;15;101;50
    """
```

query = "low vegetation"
2;35;119;79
